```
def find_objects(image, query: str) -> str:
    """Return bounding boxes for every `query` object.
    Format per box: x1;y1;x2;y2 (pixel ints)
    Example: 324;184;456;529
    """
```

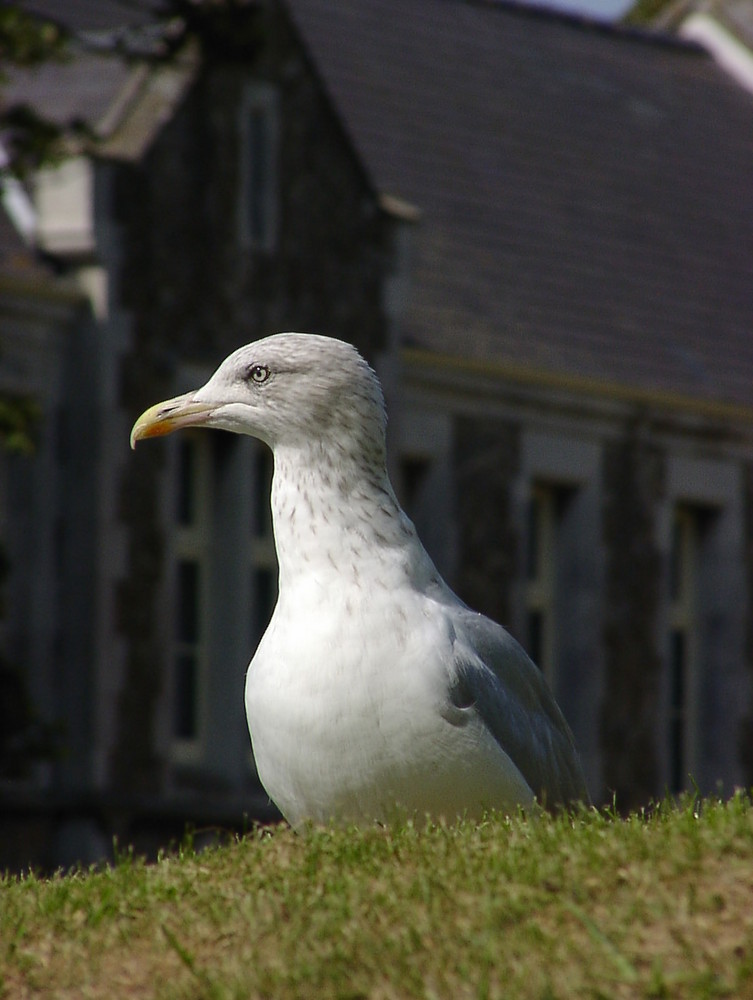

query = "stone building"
2;0;753;868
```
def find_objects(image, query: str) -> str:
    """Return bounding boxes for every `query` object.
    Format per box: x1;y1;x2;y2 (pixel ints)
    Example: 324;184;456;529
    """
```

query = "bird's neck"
269;441;424;591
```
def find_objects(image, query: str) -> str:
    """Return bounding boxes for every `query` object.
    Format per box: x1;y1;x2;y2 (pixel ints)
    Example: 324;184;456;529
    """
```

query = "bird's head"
130;332;387;455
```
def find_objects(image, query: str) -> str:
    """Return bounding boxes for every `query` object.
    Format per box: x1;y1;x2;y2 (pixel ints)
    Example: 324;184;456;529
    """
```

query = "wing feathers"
448;608;590;808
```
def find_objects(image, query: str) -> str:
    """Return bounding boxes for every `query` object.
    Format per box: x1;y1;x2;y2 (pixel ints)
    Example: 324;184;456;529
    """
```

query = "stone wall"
453;416;521;630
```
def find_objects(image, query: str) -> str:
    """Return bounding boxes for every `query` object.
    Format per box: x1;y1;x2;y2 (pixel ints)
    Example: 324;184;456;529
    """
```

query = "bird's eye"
247;364;271;385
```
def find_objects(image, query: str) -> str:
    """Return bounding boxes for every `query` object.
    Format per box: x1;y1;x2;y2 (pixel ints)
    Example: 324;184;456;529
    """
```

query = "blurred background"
2;0;753;873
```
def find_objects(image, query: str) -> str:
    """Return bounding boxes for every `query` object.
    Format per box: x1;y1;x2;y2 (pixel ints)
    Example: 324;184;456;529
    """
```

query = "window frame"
238;81;280;253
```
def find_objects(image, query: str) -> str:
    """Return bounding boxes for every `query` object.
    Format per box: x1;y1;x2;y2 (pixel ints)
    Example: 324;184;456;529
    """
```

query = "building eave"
93;38;201;162
401;345;753;427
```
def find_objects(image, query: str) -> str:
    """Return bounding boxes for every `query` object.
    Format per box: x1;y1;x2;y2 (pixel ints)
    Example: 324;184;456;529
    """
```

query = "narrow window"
525;484;572;687
667;505;702;793
171;434;210;757
174;559;200;740
239;84;279;252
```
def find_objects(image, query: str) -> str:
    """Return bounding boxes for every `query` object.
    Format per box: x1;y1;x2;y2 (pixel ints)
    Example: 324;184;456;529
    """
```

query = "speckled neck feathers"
270;420;422;593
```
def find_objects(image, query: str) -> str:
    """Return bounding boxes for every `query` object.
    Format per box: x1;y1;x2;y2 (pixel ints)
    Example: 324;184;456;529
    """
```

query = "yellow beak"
130;392;217;449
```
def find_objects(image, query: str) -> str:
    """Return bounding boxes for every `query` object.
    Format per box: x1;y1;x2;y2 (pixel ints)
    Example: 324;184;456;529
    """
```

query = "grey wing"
448;607;590;809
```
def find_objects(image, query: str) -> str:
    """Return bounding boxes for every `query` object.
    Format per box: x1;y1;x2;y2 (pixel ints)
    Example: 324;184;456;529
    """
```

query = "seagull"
131;333;589;825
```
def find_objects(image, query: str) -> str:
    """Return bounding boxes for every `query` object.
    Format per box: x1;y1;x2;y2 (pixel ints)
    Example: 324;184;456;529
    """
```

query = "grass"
2;794;753;999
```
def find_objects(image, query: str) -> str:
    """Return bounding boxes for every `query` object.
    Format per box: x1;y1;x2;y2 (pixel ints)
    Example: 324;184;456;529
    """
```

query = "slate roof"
19;0;165;44
286;0;753;412
1;52;134;132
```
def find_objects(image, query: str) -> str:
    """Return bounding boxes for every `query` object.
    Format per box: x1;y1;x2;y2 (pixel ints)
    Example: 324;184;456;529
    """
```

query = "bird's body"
131;333;589;824
247;491;537;824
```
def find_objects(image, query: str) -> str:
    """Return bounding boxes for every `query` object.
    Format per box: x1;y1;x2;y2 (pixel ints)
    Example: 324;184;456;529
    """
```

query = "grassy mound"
2;795;753;998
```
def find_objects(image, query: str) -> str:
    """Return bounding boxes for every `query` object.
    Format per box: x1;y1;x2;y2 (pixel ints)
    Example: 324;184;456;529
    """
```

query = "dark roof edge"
402;345;753;426
466;0;706;55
